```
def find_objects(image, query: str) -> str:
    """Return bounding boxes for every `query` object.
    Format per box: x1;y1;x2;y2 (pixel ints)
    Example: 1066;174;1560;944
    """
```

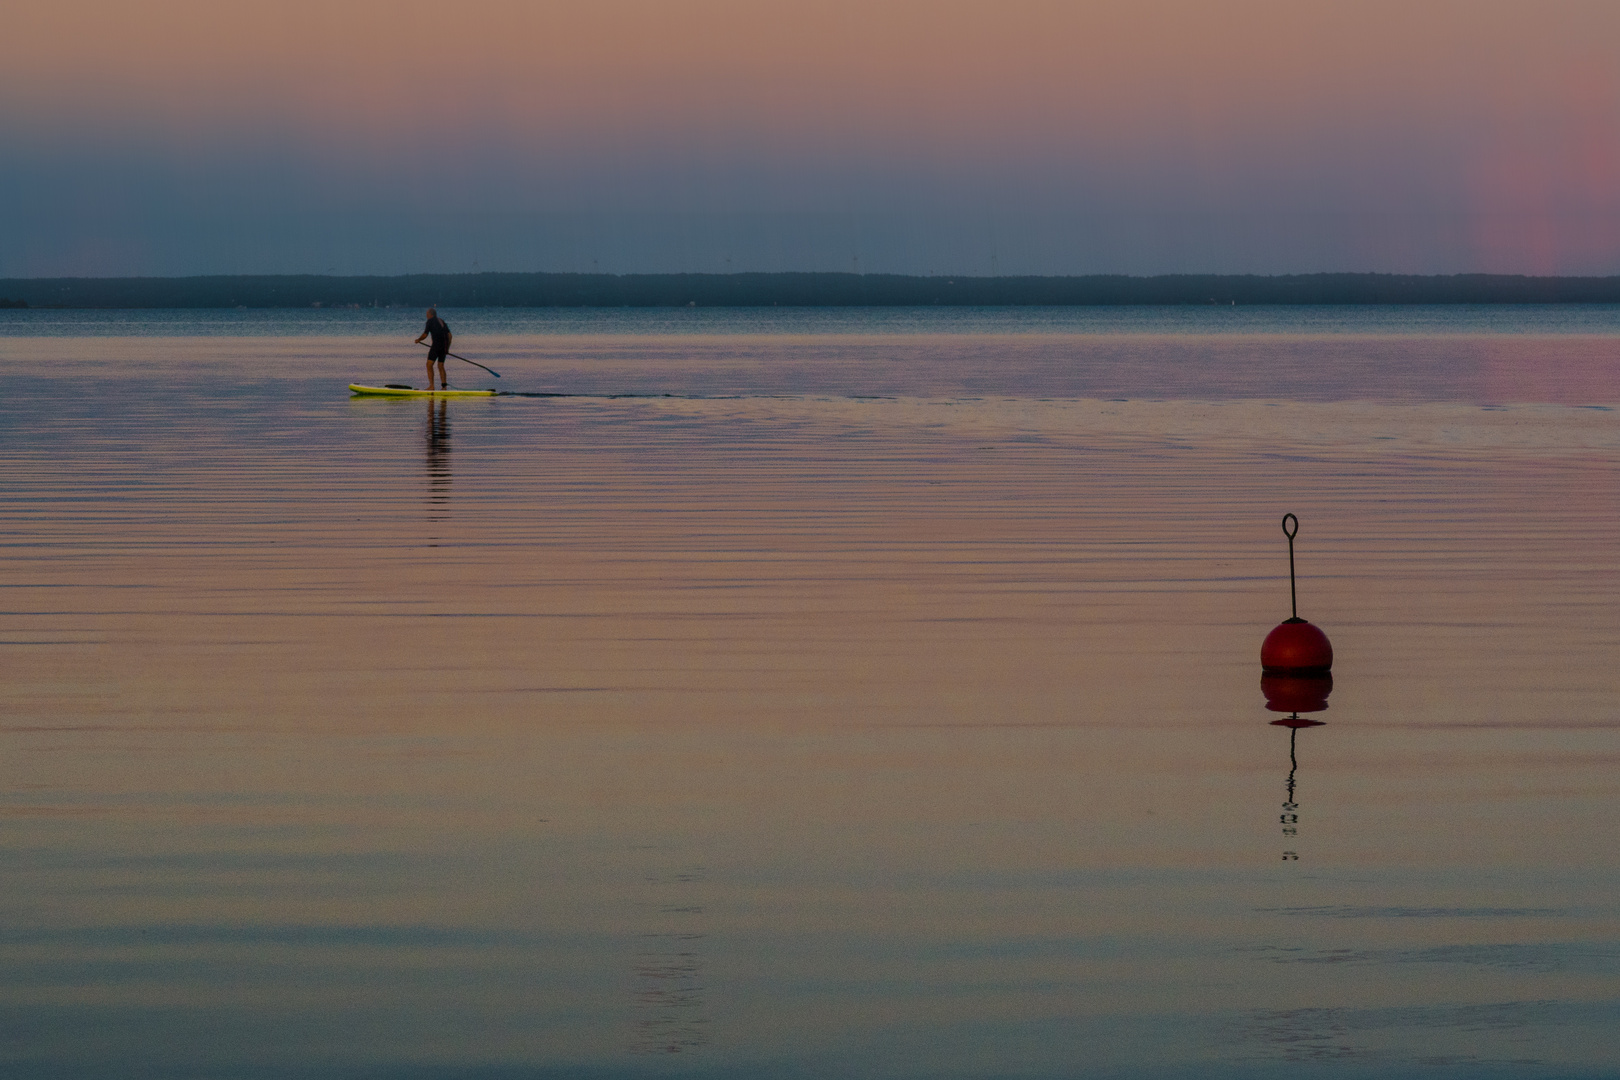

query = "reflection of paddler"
425;397;451;499
414;307;453;390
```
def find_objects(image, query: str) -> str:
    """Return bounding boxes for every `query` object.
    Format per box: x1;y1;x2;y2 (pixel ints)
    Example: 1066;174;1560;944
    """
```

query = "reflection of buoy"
1269;710;1323;862
1269;714;1326;729
1262;513;1333;674
1262;672;1332;714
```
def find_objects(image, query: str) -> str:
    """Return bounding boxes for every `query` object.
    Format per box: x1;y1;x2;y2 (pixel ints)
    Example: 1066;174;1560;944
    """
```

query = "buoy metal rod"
1282;513;1299;619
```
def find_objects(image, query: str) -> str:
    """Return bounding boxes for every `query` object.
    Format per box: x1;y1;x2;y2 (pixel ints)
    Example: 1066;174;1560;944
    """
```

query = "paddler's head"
426;307;437;318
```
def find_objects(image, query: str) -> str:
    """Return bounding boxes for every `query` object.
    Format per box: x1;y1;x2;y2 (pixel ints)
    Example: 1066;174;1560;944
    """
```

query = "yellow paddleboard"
349;384;497;397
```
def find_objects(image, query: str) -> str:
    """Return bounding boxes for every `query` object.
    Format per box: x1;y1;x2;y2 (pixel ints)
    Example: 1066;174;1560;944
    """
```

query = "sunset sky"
6;0;1619;278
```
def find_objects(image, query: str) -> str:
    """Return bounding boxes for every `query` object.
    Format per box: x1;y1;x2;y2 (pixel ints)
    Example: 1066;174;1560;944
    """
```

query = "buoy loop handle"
1281;513;1299;539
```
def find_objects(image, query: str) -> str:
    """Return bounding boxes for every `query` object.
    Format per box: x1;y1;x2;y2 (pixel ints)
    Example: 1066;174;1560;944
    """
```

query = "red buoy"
1262;514;1333;675
1261;620;1334;675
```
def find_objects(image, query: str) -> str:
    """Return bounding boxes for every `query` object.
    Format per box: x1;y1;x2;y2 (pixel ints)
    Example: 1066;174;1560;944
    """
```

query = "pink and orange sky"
6;0;1619;277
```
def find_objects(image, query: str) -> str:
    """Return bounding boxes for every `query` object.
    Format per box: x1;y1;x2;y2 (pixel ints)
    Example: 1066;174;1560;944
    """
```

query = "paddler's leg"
436;359;448;389
426;356;435;390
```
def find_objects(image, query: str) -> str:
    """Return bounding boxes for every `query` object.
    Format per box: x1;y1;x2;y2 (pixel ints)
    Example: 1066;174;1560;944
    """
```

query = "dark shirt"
424;316;450;349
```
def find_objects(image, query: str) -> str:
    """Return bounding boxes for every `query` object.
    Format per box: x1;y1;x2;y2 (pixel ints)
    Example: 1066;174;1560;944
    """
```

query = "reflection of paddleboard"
349;384;497;397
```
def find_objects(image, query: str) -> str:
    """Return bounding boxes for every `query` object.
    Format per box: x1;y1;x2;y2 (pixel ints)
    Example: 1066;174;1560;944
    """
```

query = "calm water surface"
1;308;1618;1078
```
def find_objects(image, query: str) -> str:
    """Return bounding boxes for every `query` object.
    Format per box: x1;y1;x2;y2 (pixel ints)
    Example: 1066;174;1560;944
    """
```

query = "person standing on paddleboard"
414;308;453;390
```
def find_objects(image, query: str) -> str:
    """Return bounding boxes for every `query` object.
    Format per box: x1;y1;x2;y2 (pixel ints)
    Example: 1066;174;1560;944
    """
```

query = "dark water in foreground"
1;308;1618;1077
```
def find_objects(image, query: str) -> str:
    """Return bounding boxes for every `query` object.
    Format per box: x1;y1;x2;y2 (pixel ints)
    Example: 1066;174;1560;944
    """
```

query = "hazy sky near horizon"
6;0;1619;278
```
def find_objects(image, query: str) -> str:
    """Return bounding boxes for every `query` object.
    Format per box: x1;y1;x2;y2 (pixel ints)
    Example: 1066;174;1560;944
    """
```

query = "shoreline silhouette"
7;271;1620;309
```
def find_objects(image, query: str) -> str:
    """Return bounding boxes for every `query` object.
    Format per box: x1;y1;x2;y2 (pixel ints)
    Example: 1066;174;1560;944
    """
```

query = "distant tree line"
0;297;28;308
3;272;1620;309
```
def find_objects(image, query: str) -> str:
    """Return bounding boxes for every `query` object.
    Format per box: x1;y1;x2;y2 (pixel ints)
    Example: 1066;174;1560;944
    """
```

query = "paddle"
420;341;501;378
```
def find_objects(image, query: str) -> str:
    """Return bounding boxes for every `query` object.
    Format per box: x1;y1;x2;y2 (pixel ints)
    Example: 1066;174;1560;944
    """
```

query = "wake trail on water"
492;391;872;400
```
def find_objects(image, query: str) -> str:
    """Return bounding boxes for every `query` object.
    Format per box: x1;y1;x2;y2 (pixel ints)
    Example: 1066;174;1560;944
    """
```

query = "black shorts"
428;344;448;362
